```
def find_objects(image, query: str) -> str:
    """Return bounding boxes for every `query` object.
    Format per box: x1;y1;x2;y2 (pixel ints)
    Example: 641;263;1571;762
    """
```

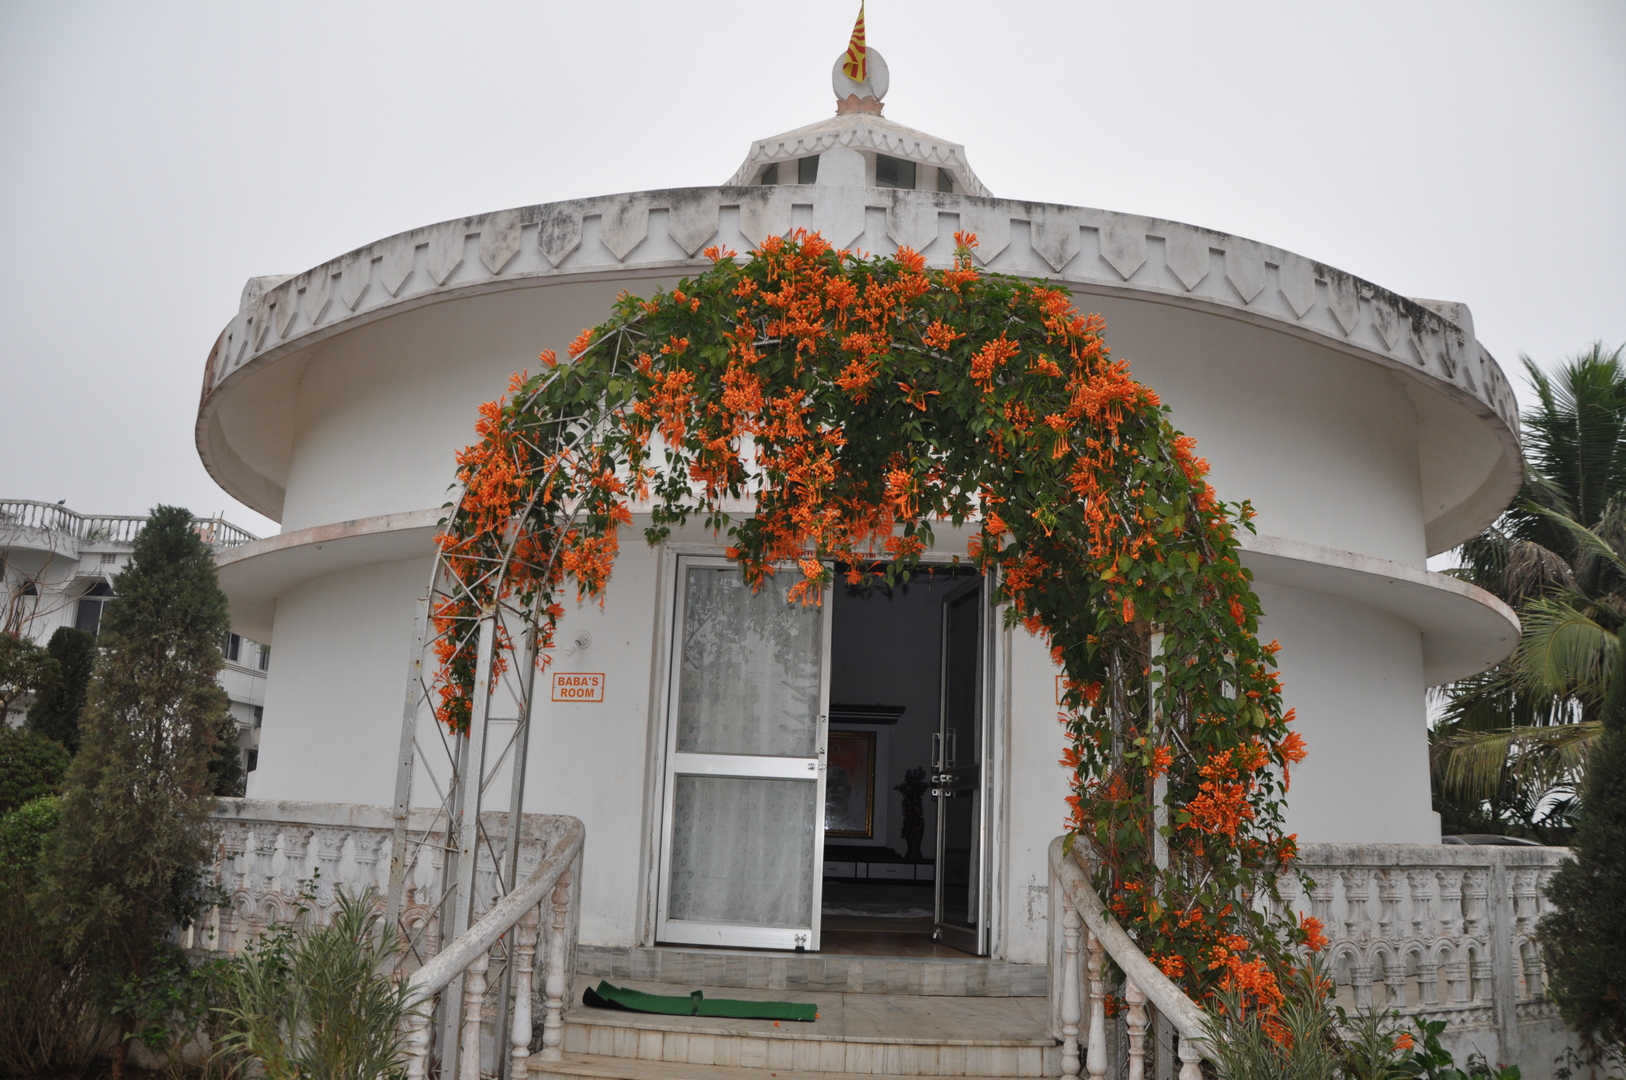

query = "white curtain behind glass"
668;776;815;926
666;565;824;929
675;568;821;757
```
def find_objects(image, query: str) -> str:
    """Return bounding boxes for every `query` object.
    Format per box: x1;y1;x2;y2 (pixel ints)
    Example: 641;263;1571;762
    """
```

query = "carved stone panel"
1098;218;1146;281
426;228;465;286
479;210;523;275
1163;228;1210;292
379;238;414;296
338;252;370;311
599;198;650;262
1224;243;1266;305
1277;254;1316;318
666;191;721;257
538;204;584;268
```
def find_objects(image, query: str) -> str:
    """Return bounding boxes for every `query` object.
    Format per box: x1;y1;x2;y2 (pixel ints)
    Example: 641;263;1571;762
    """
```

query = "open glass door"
656;557;832;950
932;576;986;953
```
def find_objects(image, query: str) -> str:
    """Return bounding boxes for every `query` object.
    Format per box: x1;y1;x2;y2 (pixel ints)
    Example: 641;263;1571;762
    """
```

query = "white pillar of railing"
1060;906;1082;1078
1176;1039;1203;1079
540;868;573;1060
1124;979;1148;1080
459;950;488;1080
1085;928;1108;1080
509;907;539;1077
402;1010;431;1080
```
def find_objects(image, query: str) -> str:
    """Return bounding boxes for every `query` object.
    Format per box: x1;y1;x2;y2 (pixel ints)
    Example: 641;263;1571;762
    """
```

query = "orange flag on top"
842;1;868;83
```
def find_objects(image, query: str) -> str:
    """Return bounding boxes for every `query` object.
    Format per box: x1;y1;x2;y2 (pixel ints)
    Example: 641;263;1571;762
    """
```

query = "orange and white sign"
551;672;605;702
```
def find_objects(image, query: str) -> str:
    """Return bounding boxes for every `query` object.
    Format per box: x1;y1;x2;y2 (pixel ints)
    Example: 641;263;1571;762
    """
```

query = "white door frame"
637;544;1007;957
652;553;832;950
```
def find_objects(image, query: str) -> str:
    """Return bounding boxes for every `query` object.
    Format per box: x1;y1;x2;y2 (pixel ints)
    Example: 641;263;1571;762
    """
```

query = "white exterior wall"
249;555;427;804
1106;297;1427;566
1256;581;1437;843
280;281;670;533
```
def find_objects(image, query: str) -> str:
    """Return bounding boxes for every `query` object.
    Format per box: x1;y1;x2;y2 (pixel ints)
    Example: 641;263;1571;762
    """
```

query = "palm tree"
1432;343;1626;837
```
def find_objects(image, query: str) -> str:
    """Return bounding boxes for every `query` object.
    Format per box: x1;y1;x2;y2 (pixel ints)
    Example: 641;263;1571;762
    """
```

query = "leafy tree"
1541;659;1626;1054
27;625;95;752
210;712;247;797
0;796;97;1076
1534;515;1626;1055
0;725;71;813
0;631;55;720
37;505;232;1078
1434;343;1626;836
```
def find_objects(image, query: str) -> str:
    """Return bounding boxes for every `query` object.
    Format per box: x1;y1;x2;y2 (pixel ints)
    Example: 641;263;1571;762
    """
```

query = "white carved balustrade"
1050;838;1569;1078
198;799;585;1078
1287;843;1567;1068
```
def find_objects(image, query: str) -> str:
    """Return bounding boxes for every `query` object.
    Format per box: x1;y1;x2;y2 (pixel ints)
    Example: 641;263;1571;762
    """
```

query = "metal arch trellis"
383;317;649;1076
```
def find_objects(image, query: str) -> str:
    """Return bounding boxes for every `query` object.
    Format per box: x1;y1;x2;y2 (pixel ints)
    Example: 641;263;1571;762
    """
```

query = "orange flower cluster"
429;229;1308;1008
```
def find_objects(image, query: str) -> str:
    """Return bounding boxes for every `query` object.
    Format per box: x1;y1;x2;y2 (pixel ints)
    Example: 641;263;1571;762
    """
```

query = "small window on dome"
758;162;780;186
937;170;955;194
798;156;819;184
875;155;916;190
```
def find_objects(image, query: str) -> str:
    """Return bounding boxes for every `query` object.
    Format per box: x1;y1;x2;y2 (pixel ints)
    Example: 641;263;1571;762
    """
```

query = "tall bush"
0;797;96;1076
37;505;233;1077
0;724;70;812
1541;676;1626;1055
28;625;96;752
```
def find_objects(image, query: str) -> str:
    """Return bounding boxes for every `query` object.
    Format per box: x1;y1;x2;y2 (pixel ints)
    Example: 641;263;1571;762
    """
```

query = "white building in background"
185;40;1581;1072
0;499;268;776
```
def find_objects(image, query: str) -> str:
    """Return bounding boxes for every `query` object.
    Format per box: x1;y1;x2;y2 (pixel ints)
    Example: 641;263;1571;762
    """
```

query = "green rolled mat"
582;979;818;1022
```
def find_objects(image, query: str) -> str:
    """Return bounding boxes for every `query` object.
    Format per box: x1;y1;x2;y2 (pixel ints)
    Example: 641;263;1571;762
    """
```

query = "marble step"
530;1052;1038;1080
553;976;1058;1078
575;945;1048;997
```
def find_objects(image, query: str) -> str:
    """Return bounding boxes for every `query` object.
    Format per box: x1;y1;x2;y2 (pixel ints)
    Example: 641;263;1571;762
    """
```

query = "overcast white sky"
3;1;1622;538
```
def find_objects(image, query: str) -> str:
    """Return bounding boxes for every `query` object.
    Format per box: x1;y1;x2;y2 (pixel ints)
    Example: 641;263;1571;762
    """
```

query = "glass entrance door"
932;577;986;953
656;557;832;950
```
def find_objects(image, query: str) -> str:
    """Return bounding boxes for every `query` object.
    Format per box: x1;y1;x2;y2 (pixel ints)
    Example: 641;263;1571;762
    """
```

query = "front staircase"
535;948;1058;1080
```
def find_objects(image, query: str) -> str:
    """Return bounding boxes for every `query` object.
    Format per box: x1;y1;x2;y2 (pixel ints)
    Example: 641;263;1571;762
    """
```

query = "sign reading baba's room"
551;672;605;703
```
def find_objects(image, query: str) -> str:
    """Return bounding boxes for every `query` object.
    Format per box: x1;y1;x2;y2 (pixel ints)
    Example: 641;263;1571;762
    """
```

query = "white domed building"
198;39;1568;1074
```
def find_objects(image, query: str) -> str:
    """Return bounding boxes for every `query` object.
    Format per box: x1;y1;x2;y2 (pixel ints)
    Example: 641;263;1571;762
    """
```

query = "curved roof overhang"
196;185;1521;553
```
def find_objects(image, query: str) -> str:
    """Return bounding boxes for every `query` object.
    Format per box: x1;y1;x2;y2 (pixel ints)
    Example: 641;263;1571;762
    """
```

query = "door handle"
946;729;958;768
930;732;943;769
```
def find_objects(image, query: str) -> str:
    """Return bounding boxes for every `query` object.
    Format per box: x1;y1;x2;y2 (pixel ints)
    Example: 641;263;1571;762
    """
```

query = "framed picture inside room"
825;730;876;839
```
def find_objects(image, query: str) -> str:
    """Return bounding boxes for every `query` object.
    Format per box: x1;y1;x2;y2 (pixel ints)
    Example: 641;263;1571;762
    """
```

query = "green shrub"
27;625;96;753
1542;719;1626;1055
215;888;419;1079
0;796;97;1077
1201;959;1521;1079
0;725;70;813
1201;963;1341;1080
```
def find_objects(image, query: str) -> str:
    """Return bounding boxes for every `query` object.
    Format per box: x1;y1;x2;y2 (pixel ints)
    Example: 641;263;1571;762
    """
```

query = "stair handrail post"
507;905;540;1078
403;818;584;1080
1060;904;1082;1078
1049;836;1215;1078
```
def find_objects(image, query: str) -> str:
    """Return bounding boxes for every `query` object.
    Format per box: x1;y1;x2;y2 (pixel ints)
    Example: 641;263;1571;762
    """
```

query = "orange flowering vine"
431;230;1310;1011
